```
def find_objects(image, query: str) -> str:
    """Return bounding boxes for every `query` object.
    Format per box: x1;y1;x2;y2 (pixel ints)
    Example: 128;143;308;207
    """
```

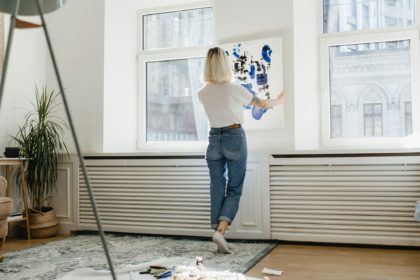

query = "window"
328;40;411;138
323;0;415;33
138;4;213;147
347;0;358;31
387;0;397;7
143;8;213;50
362;3;370;29
364;103;383;137
321;0;419;147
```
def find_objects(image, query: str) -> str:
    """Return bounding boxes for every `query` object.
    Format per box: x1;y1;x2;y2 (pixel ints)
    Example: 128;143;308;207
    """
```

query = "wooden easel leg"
0;237;5;262
0;239;3;262
19;162;31;240
5;166;10;197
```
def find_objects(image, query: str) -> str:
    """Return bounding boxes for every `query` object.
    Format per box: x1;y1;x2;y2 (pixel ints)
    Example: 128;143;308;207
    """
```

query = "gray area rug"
0;233;276;280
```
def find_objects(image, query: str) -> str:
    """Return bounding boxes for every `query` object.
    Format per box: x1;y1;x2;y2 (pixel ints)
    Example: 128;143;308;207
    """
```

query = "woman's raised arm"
250;91;285;109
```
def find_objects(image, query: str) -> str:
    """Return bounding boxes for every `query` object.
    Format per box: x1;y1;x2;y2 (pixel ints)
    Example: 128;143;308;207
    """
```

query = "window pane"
329;40;411;138
143;7;213;50
323;0;415;33
365;104;373;115
374;103;382;114
146;58;208;142
365;127;373;136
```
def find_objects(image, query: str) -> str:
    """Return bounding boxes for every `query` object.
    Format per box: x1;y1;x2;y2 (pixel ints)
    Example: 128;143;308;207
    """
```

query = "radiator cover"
78;158;211;236
270;155;420;246
78;156;270;239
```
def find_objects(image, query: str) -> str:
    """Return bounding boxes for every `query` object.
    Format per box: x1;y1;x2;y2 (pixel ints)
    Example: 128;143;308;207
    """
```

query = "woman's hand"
276;91;285;105
250;90;285;109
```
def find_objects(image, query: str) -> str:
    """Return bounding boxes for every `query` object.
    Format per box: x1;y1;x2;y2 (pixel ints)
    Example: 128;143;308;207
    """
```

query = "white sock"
212;231;232;254
217;242;235;253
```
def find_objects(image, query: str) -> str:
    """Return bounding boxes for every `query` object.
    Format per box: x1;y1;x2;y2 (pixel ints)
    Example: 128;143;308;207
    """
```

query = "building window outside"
139;6;213;143
330;104;343;138
364;103;383;137
385;16;398;26
387;0;397;6
362;3;370;29
347;0;358;31
322;0;416;144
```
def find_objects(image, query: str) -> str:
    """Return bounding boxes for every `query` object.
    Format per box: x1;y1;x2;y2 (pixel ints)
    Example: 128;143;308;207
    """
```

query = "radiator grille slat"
79;219;210;229
270;161;420;246
271;228;420;237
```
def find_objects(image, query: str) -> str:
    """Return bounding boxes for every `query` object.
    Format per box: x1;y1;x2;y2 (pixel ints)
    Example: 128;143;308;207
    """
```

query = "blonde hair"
202;47;232;83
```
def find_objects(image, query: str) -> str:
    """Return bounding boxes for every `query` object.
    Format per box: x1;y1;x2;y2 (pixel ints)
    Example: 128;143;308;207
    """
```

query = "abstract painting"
222;37;284;130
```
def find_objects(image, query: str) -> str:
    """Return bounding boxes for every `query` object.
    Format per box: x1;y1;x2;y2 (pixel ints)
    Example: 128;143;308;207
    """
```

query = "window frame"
320;1;420;148
136;1;215;151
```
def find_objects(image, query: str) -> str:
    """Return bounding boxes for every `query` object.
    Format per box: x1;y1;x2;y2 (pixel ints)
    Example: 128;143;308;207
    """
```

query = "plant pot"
27;207;59;239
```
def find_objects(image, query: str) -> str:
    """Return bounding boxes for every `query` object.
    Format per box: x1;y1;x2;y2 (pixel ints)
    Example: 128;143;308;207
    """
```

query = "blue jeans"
206;127;247;229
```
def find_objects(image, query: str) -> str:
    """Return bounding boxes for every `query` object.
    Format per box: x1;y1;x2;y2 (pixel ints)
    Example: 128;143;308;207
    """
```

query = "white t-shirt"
197;82;253;128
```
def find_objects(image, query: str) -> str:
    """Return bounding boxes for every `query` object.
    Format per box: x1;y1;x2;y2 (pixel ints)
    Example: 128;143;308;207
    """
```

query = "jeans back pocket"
206;135;222;161
222;134;244;161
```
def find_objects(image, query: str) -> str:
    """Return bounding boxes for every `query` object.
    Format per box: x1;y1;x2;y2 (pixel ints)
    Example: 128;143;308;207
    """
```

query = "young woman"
197;47;285;253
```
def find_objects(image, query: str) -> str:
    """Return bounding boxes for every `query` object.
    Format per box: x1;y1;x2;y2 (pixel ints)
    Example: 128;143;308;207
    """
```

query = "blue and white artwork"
223;37;284;130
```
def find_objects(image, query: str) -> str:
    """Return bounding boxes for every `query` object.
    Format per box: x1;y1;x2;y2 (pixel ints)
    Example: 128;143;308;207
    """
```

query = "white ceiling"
121;0;207;9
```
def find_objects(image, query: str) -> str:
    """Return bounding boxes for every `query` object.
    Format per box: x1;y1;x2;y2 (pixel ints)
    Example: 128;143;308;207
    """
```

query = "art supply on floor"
262;267;283;276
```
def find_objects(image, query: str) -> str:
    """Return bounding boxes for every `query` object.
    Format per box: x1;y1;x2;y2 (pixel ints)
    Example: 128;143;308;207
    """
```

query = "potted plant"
12;86;68;238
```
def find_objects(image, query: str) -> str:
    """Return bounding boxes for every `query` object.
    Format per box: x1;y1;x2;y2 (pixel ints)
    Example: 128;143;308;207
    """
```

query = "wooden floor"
2;237;420;279
246;243;420;280
1;234;70;253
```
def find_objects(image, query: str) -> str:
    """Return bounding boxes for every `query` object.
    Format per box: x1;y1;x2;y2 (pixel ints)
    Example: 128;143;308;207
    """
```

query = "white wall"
1;1;107;154
0;16;47;151
46;0;105;153
293;0;321;150
103;0;137;152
